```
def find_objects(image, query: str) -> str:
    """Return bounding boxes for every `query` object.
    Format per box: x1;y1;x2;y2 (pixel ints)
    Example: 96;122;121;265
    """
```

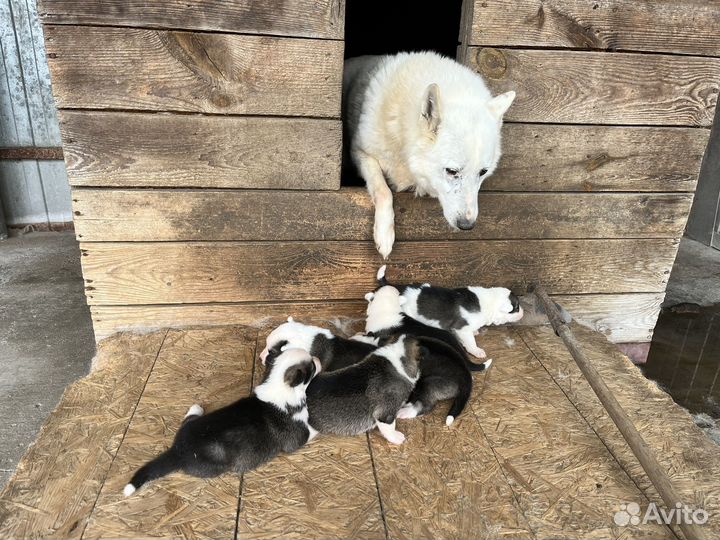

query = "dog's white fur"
259;317;332;364
344;51;515;258
254;348;321;411
364;286;406;334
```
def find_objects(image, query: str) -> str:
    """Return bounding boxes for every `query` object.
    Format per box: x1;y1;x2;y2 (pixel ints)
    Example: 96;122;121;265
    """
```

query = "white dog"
343;51;515;258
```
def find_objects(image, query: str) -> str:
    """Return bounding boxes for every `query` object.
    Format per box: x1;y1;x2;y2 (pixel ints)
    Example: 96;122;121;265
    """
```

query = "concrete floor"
0;231;95;490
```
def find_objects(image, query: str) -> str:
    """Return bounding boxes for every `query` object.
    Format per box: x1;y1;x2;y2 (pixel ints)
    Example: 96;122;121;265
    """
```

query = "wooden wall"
41;0;719;343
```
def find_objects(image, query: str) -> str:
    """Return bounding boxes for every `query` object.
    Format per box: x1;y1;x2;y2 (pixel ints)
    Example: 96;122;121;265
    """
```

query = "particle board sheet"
83;326;257;539
0;330;167;539
470;327;673;539
87;293;664;344
468;48;720;126
78;239;678;305
71;189;694;242
45;26;343;117
60;111;342;189
237;326;385;540
518;324;720;539
467;0;720;56
38;0;345;39
370;381;534;539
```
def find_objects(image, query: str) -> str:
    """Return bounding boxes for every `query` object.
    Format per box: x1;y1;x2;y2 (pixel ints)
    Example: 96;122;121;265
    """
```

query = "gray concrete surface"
0;231;95;489
664;236;720;307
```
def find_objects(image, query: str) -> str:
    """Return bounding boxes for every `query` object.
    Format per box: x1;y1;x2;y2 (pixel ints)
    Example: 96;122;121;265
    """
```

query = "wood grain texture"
519;324;720;539
71;188;693;242
78;239;678;305
472;327;672;539
371;377;534;539
0;330;167;539
38;0;344;39
490;123;707;192
60;111;342;189
468;48;720;126
84;326;257;539
45;26;343;117
468;0;720;56
87;293;665;344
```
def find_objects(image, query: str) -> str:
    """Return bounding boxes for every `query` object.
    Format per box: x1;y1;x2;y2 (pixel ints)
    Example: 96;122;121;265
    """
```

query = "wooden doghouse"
39;0;719;346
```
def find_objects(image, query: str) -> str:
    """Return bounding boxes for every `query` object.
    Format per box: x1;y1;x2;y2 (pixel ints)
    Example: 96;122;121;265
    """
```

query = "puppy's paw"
184;404;204;418
374;212;395;259
396;403;419;419
465;346;487;359
384;429;406;445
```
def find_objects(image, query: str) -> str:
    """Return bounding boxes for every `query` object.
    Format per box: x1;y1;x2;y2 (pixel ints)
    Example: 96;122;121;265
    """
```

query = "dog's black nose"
456;218;476;230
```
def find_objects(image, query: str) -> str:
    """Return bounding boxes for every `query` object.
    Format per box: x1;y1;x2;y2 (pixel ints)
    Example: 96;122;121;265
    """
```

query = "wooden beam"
38;0;345;40
468;48;720;126
0;147;63;160
60;111;342;189
45;26;343;117
468;0;720;56
532;286;708;540
71;189;694;242
77;239;678;305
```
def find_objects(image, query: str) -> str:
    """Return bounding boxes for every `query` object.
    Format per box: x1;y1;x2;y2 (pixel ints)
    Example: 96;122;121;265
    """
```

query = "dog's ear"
364;291;375;302
284;363;310;388
421;83;441;134
487;90;516;119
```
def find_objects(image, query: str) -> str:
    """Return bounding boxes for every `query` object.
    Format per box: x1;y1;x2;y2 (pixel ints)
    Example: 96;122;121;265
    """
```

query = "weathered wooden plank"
0;330;167;539
371;376;534;539
78;239;677;305
468;48;720;126
84;326;256;539
468;0;720;56
518;324;720;539
491;124;707;192
472;327;672;538
72;189;693;242
45;26;343;117
87;293;665;344
38;0;344;40
238;329;384;539
60;111;342;189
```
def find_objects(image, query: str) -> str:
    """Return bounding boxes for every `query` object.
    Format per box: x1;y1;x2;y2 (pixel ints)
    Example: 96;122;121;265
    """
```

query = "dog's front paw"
396;403;419;419
374;211;395;259
466;346;487;359
384;429;406;445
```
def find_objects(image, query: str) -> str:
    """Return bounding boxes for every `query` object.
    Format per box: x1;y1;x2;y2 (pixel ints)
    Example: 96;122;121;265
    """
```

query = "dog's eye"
445;167;460;178
479;168;488;177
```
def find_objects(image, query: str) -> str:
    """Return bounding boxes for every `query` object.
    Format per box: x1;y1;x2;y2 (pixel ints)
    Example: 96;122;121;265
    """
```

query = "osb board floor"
1;321;719;539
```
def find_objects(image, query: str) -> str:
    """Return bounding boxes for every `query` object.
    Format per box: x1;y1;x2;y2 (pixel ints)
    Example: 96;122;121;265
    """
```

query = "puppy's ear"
421;83;441;134
487;90;515;119
284;363;310;388
364;292;375;302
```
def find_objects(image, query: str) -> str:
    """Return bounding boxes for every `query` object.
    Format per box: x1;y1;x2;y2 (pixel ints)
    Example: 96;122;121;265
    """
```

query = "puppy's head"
364;285;406;333
255;348;321;410
476;287;524;325
260;317;330;365
412;80;515;231
374;334;421;383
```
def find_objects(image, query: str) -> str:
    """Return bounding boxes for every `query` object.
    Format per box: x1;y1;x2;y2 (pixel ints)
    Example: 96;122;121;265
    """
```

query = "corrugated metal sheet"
0;0;71;226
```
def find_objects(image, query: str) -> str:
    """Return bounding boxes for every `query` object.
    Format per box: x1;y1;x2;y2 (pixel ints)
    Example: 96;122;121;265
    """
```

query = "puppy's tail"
376;265;388;287
415;335;492;372
446;374;473;426
123;450;180;496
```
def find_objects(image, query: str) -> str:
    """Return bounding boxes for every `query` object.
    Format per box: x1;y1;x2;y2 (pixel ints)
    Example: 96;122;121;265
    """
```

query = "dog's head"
255;347;321;410
364;285;406;333
260;317;331;365
411;83;515;231
471;287;524;326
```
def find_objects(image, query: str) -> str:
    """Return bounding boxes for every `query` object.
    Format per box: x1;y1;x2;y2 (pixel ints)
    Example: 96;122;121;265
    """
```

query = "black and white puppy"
375;265;523;358
364;283;491;426
123;348;320;496
260;317;379;371
305;335;421;445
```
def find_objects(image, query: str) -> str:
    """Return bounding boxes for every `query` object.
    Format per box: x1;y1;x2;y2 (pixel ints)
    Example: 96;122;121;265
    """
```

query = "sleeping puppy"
375;265;523;358
364;284;491;426
123;348;320;496
260;317;379;371
305;335;421;445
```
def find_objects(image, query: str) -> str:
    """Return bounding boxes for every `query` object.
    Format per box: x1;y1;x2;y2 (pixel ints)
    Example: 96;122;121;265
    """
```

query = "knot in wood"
477;48;507;79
